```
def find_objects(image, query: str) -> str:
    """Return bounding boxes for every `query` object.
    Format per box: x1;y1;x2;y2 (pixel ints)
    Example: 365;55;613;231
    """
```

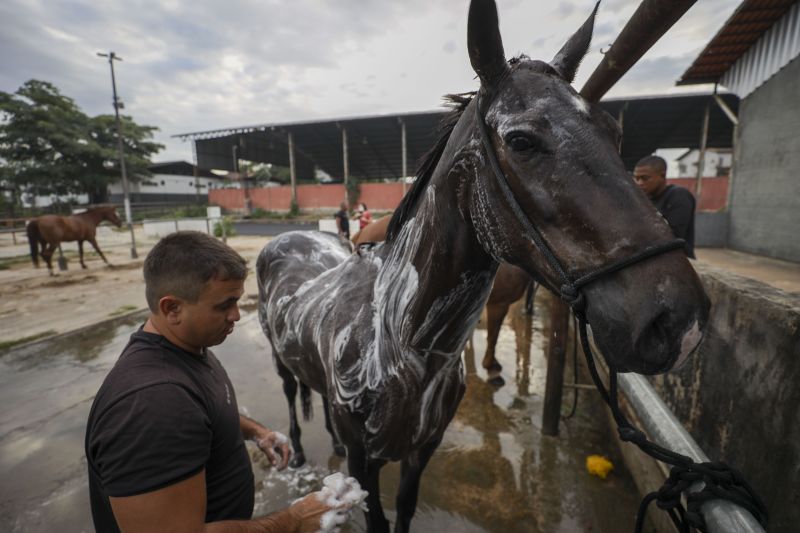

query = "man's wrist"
254;508;300;533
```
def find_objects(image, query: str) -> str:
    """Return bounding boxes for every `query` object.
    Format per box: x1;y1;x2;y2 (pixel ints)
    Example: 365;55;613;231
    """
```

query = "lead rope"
474;91;768;532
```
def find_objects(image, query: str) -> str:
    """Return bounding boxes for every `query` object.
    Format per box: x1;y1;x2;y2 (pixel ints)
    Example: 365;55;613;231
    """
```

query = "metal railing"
618;373;765;533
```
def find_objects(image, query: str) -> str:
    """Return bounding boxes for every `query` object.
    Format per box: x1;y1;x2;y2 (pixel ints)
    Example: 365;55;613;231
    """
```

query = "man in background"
334;201;350;240
633;155;697;258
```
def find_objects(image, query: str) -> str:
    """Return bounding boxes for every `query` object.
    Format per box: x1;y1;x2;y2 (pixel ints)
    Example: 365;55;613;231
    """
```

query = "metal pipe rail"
618;373;765;533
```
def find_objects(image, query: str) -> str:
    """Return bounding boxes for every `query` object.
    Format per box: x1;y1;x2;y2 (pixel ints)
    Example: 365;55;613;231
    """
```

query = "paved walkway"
695;247;800;294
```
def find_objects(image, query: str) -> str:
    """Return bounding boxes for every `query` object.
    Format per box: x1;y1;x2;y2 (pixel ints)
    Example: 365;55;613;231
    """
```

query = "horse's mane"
385;92;475;242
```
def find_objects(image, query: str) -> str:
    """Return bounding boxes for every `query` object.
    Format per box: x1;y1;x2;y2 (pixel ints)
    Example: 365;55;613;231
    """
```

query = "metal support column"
342;127;349;204
400;118;408;195
288;131;297;209
695;102;710;203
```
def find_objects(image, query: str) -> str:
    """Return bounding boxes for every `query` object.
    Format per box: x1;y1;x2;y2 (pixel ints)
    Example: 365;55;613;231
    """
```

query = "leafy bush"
213;216;237;238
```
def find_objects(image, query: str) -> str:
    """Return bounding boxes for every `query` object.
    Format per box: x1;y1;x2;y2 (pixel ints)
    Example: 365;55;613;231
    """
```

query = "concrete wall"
649;265;800;532
728;56;800;262
695;212;729;247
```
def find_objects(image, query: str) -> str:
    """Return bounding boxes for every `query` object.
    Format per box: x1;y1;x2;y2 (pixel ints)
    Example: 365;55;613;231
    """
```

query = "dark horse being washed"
27;206;122;274
257;1;710;531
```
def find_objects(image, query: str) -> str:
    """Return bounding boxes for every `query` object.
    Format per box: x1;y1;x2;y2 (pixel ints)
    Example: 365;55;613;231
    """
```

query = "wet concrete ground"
0;294;645;532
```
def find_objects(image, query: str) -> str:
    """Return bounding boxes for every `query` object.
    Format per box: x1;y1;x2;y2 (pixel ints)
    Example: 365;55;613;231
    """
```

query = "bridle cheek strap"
474;90;684;316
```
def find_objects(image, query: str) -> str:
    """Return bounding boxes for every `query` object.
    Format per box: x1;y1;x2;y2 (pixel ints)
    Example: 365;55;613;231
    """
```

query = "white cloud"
1;0;741;161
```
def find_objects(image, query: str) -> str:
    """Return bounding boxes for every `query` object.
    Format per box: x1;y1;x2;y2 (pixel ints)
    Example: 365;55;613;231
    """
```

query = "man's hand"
255;431;291;470
289;491;351;533
239;414;291;470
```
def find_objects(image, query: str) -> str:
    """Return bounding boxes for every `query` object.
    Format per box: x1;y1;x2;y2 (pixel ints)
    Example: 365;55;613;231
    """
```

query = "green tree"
0;80;89;201
82;114;163;203
0;79;163;204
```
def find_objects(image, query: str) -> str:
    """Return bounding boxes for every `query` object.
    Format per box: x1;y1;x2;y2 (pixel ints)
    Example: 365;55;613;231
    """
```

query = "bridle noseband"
474;90;685;317
474;89;768;532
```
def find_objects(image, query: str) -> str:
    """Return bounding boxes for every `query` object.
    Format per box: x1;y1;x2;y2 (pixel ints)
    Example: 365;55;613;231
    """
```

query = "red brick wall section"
210;183;405;212
358;183;405;210
210;179;728;213
669;176;729;212
208;188;245;209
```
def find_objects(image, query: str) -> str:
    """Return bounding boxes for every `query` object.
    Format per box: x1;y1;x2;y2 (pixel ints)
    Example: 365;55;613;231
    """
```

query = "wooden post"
342;127;349;203
695;102;710;203
542;295;570;436
400;118;408;195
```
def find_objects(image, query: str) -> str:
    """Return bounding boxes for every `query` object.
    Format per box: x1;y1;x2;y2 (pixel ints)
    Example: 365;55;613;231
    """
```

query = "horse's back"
257;231;351;297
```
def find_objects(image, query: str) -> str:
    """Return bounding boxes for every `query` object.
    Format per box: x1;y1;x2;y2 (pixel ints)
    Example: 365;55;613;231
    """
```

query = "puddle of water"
0;294;646;532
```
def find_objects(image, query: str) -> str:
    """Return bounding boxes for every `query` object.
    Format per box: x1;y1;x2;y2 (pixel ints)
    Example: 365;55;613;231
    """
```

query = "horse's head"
104;206;123;227
463;0;709;374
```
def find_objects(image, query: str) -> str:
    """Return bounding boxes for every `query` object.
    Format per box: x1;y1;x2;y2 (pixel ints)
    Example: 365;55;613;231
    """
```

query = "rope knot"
618;426;645;444
559;283;585;312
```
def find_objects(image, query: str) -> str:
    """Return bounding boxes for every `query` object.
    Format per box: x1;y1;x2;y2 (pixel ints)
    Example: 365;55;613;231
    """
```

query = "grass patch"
0;330;58;351
108;304;140;317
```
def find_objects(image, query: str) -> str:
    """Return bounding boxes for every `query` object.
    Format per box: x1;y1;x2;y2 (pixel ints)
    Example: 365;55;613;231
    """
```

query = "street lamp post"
97;51;137;259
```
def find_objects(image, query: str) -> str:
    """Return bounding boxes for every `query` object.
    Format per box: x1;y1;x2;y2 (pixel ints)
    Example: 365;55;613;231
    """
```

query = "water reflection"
1;299;643;533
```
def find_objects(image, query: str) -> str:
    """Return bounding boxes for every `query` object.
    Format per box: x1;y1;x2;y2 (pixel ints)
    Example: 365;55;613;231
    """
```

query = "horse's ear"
550;1;599;84
468;0;508;89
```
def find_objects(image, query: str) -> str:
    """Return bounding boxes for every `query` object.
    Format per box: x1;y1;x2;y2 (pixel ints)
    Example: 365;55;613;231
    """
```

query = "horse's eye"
505;133;535;152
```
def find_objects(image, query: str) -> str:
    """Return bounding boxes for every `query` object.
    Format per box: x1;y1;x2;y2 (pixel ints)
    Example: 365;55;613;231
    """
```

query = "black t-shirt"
85;329;254;532
334;209;350;235
652;184;696;259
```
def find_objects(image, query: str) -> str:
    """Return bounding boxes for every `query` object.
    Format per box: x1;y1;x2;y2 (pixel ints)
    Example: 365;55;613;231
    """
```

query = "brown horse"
354;213;532;378
27;206;122;274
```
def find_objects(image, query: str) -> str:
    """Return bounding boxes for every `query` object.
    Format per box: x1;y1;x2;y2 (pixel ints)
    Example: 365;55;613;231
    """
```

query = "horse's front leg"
483;302;509;386
347;445;389;533
394;438;441;533
322;397;346;457
88;238;111;266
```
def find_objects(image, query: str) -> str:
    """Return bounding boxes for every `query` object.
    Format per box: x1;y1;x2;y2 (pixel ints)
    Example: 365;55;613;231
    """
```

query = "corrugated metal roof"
176;93;738;178
677;0;798;87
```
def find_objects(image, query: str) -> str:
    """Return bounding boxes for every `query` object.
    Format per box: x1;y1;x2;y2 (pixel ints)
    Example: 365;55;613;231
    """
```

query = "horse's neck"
379;167;496;358
78;210;102;226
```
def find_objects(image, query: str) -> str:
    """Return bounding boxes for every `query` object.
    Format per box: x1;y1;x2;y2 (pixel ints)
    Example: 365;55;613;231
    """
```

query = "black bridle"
475;90;768;533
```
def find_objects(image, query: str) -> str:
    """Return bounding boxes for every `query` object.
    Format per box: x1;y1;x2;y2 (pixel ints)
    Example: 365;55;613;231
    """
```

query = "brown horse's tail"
26;220;41;267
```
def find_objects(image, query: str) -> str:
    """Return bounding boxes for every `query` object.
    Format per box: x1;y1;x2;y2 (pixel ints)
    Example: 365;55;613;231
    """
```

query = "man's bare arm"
109;469;330;533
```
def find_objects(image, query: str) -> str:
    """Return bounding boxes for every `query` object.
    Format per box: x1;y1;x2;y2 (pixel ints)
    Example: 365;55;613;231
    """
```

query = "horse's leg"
394;438;441;533
321;397;346;457
87;237;111;266
483;301;509;372
78;240;87;269
347;446;389;533
42;242;57;275
274;358;306;468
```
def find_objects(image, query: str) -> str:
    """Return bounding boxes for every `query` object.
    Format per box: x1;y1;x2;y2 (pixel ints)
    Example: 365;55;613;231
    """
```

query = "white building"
108;161;226;204
674;148;732;178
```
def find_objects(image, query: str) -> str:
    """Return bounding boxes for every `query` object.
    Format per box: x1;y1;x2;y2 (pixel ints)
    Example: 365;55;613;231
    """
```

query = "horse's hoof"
289;452;306;468
484;361;503;372
333;444;347;457
488;374;506;387
81;265;87;270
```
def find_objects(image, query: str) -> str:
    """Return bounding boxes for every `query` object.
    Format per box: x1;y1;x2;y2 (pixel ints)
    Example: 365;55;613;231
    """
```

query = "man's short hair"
144;231;248;312
635;155;667;175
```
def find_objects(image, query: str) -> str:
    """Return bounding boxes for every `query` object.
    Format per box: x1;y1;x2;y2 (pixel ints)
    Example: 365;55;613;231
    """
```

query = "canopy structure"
175;93;738;180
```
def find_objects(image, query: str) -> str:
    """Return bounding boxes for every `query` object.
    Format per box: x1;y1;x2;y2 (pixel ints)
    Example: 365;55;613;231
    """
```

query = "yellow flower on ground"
586;454;614;479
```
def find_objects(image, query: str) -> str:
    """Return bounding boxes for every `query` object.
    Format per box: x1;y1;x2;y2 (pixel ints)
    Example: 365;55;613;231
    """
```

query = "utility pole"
97;51;137;259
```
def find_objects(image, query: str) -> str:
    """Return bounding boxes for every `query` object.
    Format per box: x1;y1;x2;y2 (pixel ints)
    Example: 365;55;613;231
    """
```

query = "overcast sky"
1;0;740;163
